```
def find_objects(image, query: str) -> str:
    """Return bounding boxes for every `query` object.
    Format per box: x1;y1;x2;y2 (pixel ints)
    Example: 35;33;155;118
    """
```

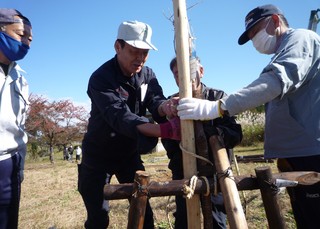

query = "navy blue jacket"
82;55;167;170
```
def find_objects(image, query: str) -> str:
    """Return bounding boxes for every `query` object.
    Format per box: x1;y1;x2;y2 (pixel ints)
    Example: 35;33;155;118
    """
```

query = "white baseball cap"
117;20;157;51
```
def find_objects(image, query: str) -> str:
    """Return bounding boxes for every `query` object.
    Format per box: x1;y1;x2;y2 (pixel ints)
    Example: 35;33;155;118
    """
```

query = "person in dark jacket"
162;57;242;229
78;20;180;229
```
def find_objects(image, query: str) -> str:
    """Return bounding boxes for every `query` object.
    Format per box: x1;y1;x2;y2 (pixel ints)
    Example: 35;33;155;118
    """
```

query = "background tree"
26;94;89;161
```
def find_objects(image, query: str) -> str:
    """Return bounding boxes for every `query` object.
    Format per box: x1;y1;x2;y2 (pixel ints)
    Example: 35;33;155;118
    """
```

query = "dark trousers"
173;188;226;229
0;153;22;229
277;155;320;229
78;155;154;229
171;162;226;229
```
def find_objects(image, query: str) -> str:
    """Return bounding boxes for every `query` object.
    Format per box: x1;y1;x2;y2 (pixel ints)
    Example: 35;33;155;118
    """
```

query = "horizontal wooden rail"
104;171;320;200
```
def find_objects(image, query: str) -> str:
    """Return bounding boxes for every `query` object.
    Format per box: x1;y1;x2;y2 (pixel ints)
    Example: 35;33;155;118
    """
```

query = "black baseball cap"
238;4;282;45
0;8;31;26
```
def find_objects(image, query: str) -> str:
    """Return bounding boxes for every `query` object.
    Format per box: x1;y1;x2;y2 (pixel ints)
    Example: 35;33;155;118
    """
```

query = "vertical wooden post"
209;136;248;229
194;119;213;228
127;171;150;229
172;0;201;228
255;167;286;229
200;194;214;229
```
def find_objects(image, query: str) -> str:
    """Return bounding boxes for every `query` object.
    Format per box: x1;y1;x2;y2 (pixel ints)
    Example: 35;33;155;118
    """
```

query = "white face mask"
252;19;279;54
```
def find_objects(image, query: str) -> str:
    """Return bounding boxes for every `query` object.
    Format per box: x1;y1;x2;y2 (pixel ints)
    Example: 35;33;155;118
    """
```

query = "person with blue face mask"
0;8;32;229
177;4;320;229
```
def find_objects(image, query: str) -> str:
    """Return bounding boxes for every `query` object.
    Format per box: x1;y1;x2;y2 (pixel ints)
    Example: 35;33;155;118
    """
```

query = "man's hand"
177;98;221;120
159;97;179;118
159;116;181;140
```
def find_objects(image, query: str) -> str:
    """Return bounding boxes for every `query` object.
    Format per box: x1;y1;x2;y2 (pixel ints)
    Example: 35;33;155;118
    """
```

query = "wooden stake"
127;171;150;229
209;136;248;229
255;167;286;229
172;0;201;228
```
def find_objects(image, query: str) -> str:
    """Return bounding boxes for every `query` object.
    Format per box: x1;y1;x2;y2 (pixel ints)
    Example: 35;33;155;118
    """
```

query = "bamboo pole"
172;0;201;228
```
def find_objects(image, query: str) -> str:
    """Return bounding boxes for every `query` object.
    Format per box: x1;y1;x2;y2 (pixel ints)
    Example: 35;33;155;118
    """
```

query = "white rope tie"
183;175;198;199
179;143;214;198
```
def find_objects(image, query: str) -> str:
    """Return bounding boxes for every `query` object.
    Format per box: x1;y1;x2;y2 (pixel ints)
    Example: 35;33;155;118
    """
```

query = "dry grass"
19;144;296;228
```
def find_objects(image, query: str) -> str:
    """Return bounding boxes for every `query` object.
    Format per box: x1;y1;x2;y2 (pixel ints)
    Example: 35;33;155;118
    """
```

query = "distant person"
78;20;180;229
68;145;73;162
75;146;82;163
162;57;242;229
177;4;320;228
0;8;33;229
49;146;54;164
63;146;68;160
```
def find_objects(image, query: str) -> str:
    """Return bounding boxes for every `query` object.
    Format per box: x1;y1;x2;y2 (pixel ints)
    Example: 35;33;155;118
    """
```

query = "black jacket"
82;55;167;169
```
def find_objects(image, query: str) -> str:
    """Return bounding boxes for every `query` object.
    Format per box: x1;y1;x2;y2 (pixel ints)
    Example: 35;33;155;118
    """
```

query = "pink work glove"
160;116;181;141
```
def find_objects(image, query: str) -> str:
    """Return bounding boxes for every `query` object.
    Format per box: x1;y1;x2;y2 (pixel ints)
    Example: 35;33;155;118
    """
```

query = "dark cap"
238;4;282;45
0;8;31;26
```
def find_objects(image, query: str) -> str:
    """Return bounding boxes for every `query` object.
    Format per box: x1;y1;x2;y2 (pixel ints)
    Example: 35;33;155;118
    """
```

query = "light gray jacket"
223;28;320;158
0;62;29;159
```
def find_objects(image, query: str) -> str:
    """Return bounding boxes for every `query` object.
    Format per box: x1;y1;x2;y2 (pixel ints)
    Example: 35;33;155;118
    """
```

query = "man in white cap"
0;8;32;229
177;4;320;228
78;20;179;229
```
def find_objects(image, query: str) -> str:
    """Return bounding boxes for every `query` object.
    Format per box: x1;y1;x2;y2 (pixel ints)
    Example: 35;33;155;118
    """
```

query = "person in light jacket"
0;8;33;229
177;5;320;229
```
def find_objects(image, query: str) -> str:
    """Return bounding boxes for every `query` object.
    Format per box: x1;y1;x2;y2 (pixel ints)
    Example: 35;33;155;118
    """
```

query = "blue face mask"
0;32;29;61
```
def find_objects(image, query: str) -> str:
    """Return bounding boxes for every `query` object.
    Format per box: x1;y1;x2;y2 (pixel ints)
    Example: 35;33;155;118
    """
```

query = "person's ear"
271;14;282;36
114;41;121;53
199;65;204;78
271;14;280;28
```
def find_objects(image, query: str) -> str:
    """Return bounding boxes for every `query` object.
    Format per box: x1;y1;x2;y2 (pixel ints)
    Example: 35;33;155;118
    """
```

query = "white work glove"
177;98;221;120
